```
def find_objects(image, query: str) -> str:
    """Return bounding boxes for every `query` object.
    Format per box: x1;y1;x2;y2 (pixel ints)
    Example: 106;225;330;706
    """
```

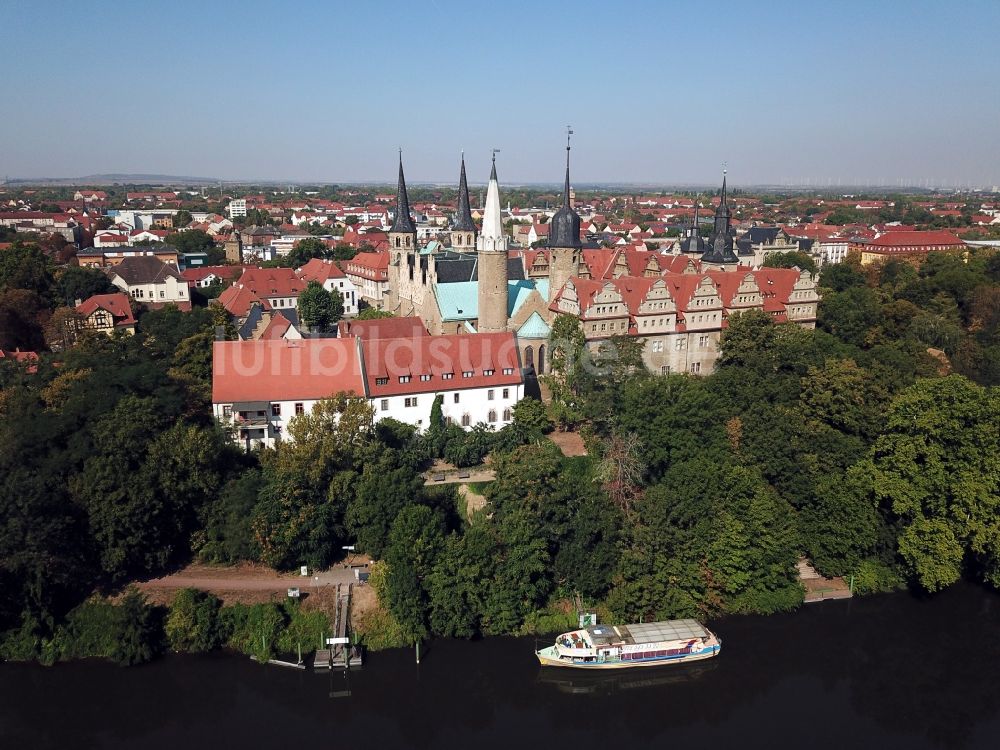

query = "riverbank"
3;583;1000;750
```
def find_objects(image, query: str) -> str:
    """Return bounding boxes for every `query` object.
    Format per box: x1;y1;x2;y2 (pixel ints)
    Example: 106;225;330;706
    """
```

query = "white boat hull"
536;644;721;670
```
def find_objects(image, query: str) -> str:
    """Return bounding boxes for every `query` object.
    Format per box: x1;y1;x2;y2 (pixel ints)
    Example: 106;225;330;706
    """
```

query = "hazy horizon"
4;0;999;187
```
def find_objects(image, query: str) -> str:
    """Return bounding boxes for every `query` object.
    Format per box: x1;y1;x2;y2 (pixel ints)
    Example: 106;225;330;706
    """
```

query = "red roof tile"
212;338;365;403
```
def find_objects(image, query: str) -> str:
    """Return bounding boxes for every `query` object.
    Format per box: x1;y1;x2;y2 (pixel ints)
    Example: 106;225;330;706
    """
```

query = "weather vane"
723;161;728;176
566;125;574;150
492;147;500;163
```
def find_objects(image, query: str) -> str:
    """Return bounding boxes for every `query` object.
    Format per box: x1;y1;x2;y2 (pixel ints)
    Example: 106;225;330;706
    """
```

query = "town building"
107;256;190;309
854;230;966;265
75;292;137;335
211;332;524;449
296;258;359;316
344;251;390;306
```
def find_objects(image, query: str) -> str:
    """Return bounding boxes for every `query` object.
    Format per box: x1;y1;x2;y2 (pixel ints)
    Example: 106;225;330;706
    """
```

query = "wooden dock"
314;583;364;670
798;558;853;603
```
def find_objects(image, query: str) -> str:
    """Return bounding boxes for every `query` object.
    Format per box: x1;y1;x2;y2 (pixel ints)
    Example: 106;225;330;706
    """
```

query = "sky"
3;0;999;187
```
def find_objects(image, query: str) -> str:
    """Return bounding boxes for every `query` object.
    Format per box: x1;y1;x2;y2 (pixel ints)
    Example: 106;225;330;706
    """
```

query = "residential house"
75;292;137;334
296;258;359;316
107;256;191;309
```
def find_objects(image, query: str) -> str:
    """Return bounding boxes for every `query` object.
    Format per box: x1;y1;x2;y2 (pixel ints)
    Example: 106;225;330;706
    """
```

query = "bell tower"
451;153;477;252
547;128;582;303
477;151;509;334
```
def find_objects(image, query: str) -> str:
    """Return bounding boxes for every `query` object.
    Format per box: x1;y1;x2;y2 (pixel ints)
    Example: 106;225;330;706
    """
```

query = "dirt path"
136;561;368;606
547;430;588;456
459;483;486;518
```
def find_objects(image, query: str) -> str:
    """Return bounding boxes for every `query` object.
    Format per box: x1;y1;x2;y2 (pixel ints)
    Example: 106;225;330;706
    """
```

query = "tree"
862;375;1000;591
57;266;116;306
384;505;446;641
357;307;394;320
0;242;55;298
287;237;327;267
763;250;817;274
173;210;193;228
297;281;342;332
165;588;222;652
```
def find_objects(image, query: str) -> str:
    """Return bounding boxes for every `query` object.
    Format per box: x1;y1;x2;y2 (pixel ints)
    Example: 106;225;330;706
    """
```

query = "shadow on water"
3;583;1000;750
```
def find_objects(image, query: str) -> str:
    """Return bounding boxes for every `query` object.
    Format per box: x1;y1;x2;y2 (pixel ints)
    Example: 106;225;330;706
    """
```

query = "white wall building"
212;333;525;450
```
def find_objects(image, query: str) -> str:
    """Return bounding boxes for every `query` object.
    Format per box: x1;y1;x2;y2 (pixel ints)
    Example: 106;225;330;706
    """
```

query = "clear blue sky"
4;0;999;187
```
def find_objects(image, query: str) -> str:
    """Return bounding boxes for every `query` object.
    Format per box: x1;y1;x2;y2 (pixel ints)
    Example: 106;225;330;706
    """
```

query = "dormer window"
420;374;432;382
462;371;474;378
483;369;494;376
399;375;411;384
376;377;389;386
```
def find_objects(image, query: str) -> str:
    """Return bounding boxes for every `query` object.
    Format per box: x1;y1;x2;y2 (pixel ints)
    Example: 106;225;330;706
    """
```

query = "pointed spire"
390;150;416;234
479;151;504;244
548;128;582;250
562;129;572;208
453;153;475;232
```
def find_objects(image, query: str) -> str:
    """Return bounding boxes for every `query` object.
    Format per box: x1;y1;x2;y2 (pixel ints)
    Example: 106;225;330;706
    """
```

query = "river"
2;582;1000;750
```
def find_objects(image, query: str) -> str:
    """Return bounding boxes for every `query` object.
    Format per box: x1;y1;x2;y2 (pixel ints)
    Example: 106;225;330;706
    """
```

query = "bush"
850;559;905;595
220;602;285;662
276;601;330;654
166;588;223;653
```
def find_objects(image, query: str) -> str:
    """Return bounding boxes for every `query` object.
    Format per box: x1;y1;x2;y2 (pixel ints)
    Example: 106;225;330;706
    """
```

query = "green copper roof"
435;278;549;322
508;279;548;317
517;312;550;339
421;240;442;255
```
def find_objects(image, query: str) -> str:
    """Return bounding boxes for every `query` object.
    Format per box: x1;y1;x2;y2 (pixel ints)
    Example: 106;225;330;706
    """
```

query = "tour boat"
535;618;721;669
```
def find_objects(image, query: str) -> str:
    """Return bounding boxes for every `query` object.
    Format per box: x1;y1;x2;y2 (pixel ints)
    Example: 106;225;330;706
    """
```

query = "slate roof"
109;256;183;285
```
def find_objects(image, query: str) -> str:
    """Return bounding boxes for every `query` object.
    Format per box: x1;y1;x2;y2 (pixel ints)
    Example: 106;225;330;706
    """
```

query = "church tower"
476;153;509;334
451;154;477;252
386;154;418;312
547;135;582;303
700;171;739;267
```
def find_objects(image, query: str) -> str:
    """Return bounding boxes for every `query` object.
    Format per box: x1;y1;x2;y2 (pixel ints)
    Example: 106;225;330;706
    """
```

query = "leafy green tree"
297;280;342;332
356;307;394;320
57;266;116;305
384;505;446;641
287;237;327;267
763;250;817;274
166;588;223;652
173;210;193;228
511;396;552;436
0;242;55;297
862;375;1000;591
110;588;161;666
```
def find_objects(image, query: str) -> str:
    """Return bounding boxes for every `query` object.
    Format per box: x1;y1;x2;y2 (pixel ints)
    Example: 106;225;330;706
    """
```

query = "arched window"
461;413;471;427
538;344;546;375
488;410;497;423
395;237;401;248
525;346;534;371
456;324;462;334
503;408;512;421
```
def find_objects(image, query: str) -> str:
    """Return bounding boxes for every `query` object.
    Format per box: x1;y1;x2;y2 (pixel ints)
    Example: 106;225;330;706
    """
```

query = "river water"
2;582;1000;750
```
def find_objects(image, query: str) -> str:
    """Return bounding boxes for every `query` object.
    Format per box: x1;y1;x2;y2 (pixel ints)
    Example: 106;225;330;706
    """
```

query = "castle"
385;146;820;376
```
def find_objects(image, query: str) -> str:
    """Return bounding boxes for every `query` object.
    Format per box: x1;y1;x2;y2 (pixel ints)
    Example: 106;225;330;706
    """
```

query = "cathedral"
385;148;578;373
385;146;820;376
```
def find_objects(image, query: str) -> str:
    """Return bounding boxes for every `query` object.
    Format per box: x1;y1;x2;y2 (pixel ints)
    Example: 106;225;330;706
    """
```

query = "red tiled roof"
236;267;307;298
218;284;270;317
337;316;428;340
259;312;293;339
363;332;522;398
298;257;346;283
75;292;136;326
212;338;365;403
867;230;963;248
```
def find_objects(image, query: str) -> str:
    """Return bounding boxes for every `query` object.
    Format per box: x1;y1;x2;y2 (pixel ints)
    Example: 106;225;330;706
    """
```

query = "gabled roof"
75;292;136;326
297;257;346;283
212;339;365;403
109;256;182;285
517;312;551;339
363;332;522;397
236;267;307;298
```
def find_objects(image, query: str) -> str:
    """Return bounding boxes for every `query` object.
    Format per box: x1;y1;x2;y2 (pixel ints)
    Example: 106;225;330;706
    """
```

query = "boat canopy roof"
587;619;710;647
